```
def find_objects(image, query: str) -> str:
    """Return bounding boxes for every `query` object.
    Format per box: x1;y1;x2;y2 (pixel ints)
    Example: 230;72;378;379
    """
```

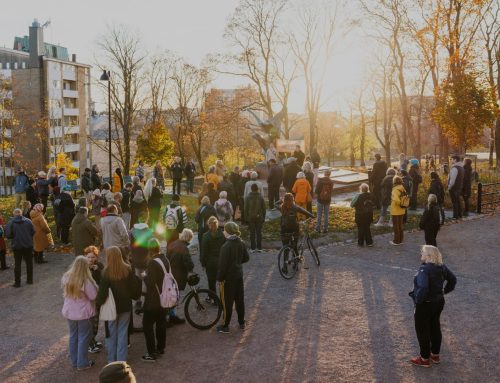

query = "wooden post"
477;182;482;214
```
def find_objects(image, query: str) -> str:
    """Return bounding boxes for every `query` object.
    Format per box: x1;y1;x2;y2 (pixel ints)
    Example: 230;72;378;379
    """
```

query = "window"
50;118;62;127
49;99;62;109
63;98;77;108
21;62;26;69
52;46;57;58
64;116;79;126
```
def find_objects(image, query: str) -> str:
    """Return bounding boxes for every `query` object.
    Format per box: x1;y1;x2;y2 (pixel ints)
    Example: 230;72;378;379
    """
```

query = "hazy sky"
0;0;371;113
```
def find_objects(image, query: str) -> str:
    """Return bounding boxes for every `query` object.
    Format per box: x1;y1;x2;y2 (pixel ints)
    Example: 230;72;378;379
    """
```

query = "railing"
477;182;500;214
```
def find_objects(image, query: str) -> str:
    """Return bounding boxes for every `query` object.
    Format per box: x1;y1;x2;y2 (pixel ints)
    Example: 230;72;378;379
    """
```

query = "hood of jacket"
101;214;120;225
72;212;88;225
13;215;29;224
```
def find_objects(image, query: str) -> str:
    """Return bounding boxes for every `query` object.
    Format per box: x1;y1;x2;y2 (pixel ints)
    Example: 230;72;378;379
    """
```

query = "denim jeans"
68;318;92;368
105;312;130;363
316;202;329;232
380;204;389;221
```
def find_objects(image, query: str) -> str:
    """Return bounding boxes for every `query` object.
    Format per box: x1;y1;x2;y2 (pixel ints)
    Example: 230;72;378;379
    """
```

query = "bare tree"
145;51;175;125
96;25;146;176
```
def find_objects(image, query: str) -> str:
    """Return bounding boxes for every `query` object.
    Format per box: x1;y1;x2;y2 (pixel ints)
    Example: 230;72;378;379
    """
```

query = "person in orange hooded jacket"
292;172;312;217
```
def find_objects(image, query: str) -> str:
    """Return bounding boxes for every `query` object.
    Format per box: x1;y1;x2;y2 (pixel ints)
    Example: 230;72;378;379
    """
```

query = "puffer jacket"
390;184;407;216
292;178;311;204
381;175;395;206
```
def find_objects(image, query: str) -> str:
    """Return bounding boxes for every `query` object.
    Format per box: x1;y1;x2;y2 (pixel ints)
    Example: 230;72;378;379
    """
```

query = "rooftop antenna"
41;19;51;29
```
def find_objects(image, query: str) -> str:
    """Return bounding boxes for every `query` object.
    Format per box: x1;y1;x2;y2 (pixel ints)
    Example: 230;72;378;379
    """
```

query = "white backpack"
154;258;179;309
164;206;181;230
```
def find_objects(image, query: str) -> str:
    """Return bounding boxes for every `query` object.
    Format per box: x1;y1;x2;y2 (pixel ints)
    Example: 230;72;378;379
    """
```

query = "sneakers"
430;353;440;364
141;354;156;362
217;325;230;334
389;241;401;246
170;316;186;325
77;360;95;371
409;356;430;368
367;243;374;247
88;345;101;354
239;321;246;330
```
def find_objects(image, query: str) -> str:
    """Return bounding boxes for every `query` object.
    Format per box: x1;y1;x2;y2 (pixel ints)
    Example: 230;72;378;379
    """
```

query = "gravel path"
1;214;499;383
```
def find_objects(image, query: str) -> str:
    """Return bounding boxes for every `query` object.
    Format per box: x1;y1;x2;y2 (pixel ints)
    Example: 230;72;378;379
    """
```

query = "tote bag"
99;288;117;321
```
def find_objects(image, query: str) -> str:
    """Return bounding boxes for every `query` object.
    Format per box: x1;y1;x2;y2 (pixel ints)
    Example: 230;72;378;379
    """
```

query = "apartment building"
0;20;91;193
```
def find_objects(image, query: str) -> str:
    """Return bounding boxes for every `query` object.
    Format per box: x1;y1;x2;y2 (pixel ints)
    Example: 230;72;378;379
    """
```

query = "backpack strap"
154;257;169;275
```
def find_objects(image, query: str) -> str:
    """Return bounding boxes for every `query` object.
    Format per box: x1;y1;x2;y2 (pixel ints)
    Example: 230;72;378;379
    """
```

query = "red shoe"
430;353;440;364
409;356;431;368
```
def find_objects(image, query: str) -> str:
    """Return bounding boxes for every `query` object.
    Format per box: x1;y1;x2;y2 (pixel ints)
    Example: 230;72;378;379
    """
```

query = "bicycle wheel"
184;289;222;330
278;245;299;279
307;237;320;266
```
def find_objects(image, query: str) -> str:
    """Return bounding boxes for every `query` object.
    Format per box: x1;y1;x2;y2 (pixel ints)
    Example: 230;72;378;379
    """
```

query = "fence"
476;182;500;214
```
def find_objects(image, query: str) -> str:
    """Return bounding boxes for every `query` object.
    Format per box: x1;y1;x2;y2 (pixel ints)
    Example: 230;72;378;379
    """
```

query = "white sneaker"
374;222;384;227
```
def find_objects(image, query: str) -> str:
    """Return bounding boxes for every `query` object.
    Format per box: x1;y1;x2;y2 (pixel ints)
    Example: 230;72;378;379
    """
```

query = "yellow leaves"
47;153;78;181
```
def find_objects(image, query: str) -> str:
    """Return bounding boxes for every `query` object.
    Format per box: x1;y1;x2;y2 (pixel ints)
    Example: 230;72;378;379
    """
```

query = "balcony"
49;126;79;138
63;67;76;81
63;89;78;98
63;143;80;152
50;108;63;119
64;108;79;116
72;160;80;169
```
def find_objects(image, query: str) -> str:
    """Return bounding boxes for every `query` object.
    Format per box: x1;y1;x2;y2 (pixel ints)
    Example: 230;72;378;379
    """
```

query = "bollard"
477;182;482;214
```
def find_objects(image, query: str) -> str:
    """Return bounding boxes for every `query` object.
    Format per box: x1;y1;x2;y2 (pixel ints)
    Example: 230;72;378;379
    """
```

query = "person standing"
243;172;264;199
302;161;315;213
60;186;76;244
461;158;473;216
96;246;141;364
408;159;422;210
81;168;93;202
311;149;321;169
429;172;446;225
113;168;124;193
370;154;388;209
71;207;98;256
390;176;407;245
101;205;130;253
214;191;234;230
91;165;102;191
147;178;162;229
293;145;305;167
30;204;53;264
244;183;266;252
130;190;148;228
447;155;464;219
195;196;216;258
292;172;311;215
351;183;374;247
170;157;184;196
283;158;302;193
201;217;225;294
121;183;133;230
399;153;409;171
164;194;188;245
36;171;51;214
184;158;196;194
375;168;396;227
315;170;334;234
153;160;165;191
229;167;242;217
400;170;413;224
419;194;441;247
219;175;237;212
135;160;146;183
265;143;277;163
58;168;68;190
13;168;30;208
216;222;249;334
141;238;168;362
6;208;35;287
267;159;283;209
206;166;220;191
26;179;39;208
409;245;456;367
61;256;98;371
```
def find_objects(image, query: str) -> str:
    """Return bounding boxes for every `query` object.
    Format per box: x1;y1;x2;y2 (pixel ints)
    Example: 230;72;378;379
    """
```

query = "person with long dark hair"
429;172;445;225
201;216;225;294
419;194;441;247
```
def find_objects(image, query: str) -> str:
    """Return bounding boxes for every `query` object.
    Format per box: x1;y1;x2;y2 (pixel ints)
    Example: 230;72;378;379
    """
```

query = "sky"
0;0;372;114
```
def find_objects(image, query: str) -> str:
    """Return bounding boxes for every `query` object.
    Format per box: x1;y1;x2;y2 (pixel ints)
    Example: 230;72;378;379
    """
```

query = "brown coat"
30;210;54;252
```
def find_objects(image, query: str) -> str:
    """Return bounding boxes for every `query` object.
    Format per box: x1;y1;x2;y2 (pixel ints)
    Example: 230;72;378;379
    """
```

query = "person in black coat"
229;167;242;218
375;168;396;226
278;193;314;247
292;146;305;167
36;172;51;214
184;158;196;194
370;154;388;209
429;172;445;225
461;158;473;216
409;163;423;210
219;175;237;213
201;216;225;293
283;158;302;193
59;187;76;244
147;179;163;229
26;179;39;208
169;158;184;196
267;159;283;209
351;183;374;247
91;165;102;190
216;222;249;333
141;238;168;362
195;196;217;258
419;194;441;247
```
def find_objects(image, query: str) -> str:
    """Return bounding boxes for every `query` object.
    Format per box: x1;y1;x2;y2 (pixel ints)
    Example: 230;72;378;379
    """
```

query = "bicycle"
278;218;320;279
182;274;223;330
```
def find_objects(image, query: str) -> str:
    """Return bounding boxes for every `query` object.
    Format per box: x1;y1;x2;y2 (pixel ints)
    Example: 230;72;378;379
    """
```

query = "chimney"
72;54;77;62
28;19;44;68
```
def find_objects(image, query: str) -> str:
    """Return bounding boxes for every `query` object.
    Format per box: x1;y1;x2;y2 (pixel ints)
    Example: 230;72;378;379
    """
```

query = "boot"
39;253;48;264
33;252;40;264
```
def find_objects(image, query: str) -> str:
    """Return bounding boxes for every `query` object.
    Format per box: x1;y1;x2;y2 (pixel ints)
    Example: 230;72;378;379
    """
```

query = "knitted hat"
296;171;305;179
224;221;241;237
99;361;135;383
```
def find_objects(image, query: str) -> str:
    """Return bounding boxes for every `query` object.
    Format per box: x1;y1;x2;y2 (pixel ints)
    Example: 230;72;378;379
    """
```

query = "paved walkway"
0;215;499;382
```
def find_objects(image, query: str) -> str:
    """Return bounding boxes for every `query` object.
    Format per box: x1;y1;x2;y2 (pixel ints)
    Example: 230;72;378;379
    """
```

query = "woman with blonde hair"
350;183;374;247
201;216;225;293
419;194;441;246
61;256;98;370
409;246;456;367
390;175;407;245
31;203;53;263
153;160;165;191
96;247;141;363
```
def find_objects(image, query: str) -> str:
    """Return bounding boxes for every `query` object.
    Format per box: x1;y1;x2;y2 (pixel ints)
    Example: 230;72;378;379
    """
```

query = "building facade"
0;20;91;193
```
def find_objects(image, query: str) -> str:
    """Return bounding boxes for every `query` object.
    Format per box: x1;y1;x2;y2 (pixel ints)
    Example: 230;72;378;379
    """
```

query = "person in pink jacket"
61;256;98;371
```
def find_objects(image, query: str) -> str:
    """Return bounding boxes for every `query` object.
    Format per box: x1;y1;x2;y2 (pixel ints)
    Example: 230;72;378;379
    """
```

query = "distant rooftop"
13;35;69;61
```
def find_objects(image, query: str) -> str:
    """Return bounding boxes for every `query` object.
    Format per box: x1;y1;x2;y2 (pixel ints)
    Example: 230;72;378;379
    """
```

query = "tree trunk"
495;117;500;170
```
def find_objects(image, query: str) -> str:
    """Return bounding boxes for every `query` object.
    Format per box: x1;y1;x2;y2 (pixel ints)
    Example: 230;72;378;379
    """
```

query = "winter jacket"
201;230;225;267
214;198;234;227
315;176;334;205
244;180;264;199
351;192;374;224
419;203;441;232
6;215;35;249
293;150;305;167
170;163;184;180
30;210;53;252
81;174;92;193
370;160;388;187
219;180;236;203
14;173;29;193
61;277;98;321
410;263;456;304
305;171;314;191
229;172;242;198
292;178;311;204
184;163;196;178
90;262;104;285
267;164;284;187
216;235;249;282
58;174;68;190
409;166;422;195
167;240;194;290
113;173;123;193
283;162;302;191
206;173;219;190
100;214;130;249
195;204;217;235
462;162;472;197
448;162;464;192
390;184;407;216
244;191;266;223
121;189;131;213
280;204;314;234
59;192;76;226
71;213;97;256
96;269;141;314
402;175;413;197
91;171;102;190
129;224;154;269
143;254;169;311
26;186;39;207
36;179;50;197
147;187;163;210
380;175;395;206
429;179;445;204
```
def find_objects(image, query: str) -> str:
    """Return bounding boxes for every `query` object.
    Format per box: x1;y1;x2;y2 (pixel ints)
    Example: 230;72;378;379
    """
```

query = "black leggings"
143;309;167;354
220;278;245;327
414;299;445;359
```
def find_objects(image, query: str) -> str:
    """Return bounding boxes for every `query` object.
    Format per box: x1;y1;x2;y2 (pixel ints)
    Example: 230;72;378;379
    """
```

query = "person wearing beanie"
216;222;249;334
292;171;311;218
99;361;136;383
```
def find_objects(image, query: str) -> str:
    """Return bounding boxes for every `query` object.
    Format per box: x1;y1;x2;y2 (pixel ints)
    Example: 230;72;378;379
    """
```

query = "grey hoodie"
101;214;130;249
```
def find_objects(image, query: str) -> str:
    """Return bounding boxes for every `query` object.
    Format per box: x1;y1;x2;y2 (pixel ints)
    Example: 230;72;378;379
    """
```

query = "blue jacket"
410;263;456;304
14;173;30;193
5;215;35;250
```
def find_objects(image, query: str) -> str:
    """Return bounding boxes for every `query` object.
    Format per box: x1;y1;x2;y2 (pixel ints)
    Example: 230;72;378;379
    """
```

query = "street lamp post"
100;70;112;182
